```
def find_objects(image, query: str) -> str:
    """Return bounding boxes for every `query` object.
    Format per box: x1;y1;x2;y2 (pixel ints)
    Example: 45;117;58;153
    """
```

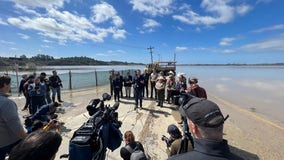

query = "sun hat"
157;76;164;80
168;70;174;75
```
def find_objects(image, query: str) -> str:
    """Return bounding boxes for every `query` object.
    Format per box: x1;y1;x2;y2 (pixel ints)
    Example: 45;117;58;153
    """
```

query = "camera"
161;135;174;147
34;85;40;90
68;93;122;160
178;91;194;106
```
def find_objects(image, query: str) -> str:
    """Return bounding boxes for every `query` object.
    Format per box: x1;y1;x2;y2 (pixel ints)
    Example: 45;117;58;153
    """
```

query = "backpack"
125;142;147;160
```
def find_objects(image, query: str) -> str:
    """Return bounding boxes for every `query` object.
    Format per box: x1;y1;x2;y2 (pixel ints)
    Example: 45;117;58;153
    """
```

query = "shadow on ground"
60;124;72;133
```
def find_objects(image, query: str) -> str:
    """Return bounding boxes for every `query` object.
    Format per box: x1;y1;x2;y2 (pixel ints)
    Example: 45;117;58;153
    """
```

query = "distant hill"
0;54;144;70
177;63;284;66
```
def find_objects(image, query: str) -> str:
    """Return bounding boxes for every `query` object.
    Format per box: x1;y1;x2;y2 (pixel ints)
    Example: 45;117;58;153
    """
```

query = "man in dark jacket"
186;77;207;99
169;97;243;160
49;70;63;102
133;69;145;110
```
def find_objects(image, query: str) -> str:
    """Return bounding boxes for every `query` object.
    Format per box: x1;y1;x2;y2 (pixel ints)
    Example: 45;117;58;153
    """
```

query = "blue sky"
0;0;283;64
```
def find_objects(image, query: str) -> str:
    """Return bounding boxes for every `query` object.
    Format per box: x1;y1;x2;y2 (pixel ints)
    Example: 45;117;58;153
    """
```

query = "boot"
140;101;143;109
58;96;64;102
52;97;55;102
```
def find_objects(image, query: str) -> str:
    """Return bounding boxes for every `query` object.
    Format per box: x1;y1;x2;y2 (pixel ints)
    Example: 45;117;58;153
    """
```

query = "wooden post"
69;70;72;90
95;70;98;86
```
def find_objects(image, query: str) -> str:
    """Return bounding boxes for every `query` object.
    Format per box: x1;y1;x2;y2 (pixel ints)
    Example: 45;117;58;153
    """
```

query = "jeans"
51;87;61;101
135;88;143;107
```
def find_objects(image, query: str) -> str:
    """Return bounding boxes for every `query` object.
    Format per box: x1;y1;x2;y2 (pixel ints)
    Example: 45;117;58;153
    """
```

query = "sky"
0;0;283;64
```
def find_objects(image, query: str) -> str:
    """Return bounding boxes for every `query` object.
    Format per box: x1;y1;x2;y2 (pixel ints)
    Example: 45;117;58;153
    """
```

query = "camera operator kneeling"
164;124;193;157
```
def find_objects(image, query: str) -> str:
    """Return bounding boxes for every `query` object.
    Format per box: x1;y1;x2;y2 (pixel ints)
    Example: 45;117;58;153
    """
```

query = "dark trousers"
110;82;114;96
114;88;120;101
135;89;143;107
150;81;157;99
142;81;149;98
23;93;30;109
157;89;165;106
30;96;46;115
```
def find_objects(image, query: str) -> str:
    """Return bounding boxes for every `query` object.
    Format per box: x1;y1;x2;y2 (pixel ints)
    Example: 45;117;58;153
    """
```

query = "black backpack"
125;142;147;160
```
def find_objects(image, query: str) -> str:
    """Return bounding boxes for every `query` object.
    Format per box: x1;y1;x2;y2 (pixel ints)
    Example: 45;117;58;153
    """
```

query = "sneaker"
59;100;64;102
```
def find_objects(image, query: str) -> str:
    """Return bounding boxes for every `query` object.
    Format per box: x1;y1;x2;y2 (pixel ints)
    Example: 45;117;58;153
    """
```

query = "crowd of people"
0;68;243;160
109;68;207;110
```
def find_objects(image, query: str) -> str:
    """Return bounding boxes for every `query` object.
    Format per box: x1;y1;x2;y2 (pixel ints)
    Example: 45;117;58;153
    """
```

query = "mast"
147;46;154;64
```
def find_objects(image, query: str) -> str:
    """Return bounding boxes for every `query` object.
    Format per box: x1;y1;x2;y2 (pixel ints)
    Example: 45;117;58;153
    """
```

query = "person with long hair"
120;130;145;160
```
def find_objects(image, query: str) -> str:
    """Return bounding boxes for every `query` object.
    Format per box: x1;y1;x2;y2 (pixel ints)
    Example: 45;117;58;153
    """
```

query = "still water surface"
3;65;284;124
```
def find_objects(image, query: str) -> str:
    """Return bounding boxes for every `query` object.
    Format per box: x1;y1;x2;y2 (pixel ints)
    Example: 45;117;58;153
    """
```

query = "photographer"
120;130;146;160
169;97;243;160
28;77;47;114
40;72;52;104
164;124;193;157
49;70;63;103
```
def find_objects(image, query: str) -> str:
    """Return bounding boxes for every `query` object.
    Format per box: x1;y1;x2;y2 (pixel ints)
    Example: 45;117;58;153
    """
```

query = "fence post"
69;70;72;90
95;69;98;86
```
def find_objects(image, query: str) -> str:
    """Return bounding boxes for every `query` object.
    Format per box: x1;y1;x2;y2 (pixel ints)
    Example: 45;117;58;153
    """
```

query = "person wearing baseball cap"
169;97;243;160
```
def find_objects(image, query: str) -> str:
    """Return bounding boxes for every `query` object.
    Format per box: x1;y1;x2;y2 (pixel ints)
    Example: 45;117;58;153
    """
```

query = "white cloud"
91;2;123;27
139;19;161;33
6;1;126;45
43;39;53;43
12;0;66;9
14;3;40;16
252;24;284;33
143;19;160;28
0;40;15;45
41;45;50;48
129;0;174;17
0;18;8;25
48;9;94;30
219;37;236;46
256;0;272;4
176;26;184;31
10;48;18;51
236;4;251;16
96;53;109;57
222;49;235;54
175;46;188;52
240;35;284;52
111;29;126;39
18;33;30;39
173;0;252;26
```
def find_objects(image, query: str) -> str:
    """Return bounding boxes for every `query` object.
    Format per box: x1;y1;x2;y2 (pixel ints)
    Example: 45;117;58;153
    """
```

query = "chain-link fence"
3;69;137;95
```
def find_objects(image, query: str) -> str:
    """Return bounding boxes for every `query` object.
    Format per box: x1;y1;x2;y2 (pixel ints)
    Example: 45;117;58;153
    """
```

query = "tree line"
0;54;144;68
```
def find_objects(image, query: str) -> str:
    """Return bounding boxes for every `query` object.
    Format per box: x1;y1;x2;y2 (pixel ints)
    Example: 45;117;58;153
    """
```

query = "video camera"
67;93;122;160
161;135;174;148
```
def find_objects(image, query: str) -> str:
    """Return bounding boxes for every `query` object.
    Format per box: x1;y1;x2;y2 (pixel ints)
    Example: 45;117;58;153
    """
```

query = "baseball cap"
179;97;229;128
